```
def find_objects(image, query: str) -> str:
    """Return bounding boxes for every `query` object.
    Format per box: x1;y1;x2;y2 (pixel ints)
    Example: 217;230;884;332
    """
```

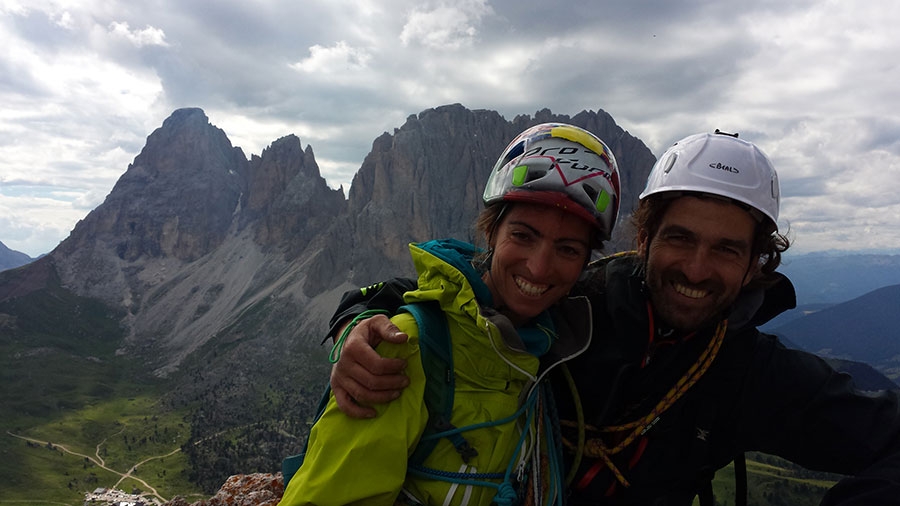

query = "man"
325;131;900;505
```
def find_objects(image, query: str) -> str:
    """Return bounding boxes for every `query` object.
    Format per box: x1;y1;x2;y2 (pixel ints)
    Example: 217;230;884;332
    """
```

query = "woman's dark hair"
632;194;790;285
474;203;506;243
470;203;506;270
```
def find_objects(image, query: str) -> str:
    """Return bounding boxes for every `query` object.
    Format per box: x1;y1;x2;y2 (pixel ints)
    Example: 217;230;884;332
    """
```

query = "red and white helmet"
483;123;621;240
640;131;780;229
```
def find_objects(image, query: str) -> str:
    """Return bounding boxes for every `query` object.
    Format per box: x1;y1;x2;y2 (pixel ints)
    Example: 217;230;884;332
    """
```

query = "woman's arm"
282;314;427;505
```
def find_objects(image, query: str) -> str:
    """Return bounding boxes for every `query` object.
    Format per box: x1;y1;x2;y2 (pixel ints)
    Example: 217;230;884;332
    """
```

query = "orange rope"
563;319;729;488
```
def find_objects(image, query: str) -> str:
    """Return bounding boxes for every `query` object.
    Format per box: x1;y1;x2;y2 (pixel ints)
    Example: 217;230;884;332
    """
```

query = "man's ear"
636;228;650;260
742;255;761;287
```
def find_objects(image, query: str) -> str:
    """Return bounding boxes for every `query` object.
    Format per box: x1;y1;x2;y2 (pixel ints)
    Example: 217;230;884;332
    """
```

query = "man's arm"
821;452;900;505
739;334;900;503
325;278;418;418
331;315;410;418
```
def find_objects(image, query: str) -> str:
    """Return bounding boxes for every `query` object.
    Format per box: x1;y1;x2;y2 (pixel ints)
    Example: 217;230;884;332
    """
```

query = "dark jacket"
556;254;900;505
328;254;900;505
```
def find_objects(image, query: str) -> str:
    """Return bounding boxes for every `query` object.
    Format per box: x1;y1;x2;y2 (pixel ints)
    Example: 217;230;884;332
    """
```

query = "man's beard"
644;268;738;332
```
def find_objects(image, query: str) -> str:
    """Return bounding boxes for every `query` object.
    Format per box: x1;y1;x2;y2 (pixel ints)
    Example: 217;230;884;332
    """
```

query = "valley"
2;396;201;505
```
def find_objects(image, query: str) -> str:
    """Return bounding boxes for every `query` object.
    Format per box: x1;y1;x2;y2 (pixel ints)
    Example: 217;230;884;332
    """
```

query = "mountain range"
0;105;657;496
770;284;900;381
777;252;900;305
0;240;31;272
1;105;897;503
757;253;900;381
1;105;655;374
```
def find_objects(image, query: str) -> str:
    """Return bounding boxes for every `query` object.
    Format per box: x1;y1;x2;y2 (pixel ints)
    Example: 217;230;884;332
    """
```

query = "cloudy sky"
2;0;899;258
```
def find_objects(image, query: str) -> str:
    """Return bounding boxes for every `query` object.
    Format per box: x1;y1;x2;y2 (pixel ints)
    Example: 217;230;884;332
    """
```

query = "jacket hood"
412;238;493;306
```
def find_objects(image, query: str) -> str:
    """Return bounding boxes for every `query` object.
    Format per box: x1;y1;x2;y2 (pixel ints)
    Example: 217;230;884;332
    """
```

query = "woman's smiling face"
483;203;592;327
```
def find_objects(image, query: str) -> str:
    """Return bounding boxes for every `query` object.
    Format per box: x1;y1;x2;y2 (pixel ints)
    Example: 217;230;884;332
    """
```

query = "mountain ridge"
5;105;895;503
0;240;32;272
0;104;657;496
772;283;900;378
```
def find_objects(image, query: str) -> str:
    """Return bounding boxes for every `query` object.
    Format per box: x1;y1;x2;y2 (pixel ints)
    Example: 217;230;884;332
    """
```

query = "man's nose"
681;248;713;283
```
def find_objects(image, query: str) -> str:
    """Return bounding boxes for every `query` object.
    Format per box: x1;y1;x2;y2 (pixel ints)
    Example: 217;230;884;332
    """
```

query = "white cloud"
290;41;372;74
107;21;169;48
399;0;493;49
0;194;83;256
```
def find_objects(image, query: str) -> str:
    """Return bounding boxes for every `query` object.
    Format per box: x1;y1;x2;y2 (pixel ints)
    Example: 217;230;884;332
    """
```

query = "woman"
279;123;620;506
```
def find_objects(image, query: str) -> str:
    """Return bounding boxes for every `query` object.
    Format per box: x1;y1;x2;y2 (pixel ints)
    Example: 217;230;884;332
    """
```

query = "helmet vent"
663;153;677;174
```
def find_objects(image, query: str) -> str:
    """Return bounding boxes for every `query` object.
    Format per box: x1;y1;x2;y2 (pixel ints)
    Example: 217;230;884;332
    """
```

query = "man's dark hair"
632;194;790;286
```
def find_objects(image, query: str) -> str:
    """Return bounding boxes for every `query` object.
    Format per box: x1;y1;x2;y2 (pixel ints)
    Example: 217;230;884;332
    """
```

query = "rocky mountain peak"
50;108;249;309
60;108;247;260
242;134;345;254
4;104;655;364
0;104;659;501
343;103;655;282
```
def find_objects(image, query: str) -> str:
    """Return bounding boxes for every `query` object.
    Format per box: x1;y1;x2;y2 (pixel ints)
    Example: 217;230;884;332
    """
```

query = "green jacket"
280;239;592;506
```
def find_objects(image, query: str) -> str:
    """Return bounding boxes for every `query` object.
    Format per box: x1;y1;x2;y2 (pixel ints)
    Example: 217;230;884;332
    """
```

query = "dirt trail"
7;430;175;503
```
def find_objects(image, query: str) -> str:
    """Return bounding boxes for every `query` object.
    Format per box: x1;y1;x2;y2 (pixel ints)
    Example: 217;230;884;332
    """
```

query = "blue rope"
407;465;504;481
417;391;532;444
542;382;566;505
408;382;568;505
409;386;542;504
494;481;519;506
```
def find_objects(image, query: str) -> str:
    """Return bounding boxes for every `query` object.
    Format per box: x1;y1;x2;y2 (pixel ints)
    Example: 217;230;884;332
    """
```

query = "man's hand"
330;314;410;418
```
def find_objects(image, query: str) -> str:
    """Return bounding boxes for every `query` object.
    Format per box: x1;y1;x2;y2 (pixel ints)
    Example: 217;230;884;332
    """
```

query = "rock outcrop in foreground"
164;473;283;506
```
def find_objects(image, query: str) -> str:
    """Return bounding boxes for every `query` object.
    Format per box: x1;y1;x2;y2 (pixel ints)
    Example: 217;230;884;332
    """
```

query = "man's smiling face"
639;195;758;331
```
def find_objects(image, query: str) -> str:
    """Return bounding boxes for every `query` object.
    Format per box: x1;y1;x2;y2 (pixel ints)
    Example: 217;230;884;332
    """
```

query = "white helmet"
483;123;620;240
640;131;780;228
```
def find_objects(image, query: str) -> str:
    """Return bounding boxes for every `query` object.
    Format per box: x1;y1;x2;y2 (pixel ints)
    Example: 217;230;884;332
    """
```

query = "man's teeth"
673;282;708;299
515;276;549;296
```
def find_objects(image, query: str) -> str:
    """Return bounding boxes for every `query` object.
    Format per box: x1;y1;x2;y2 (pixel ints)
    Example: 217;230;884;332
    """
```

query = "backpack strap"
733;452;748;506
401;301;478;466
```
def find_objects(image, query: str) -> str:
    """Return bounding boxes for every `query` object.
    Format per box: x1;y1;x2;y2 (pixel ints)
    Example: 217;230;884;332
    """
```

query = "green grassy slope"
703;453;840;506
0;277;203;505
